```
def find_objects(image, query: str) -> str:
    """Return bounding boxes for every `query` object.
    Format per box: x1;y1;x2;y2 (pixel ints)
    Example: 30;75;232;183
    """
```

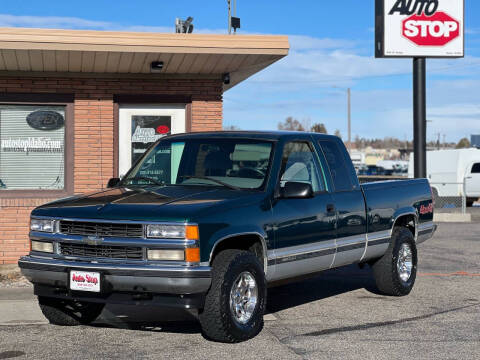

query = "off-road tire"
38;296;105;326
199;249;266;343
372;227;417;296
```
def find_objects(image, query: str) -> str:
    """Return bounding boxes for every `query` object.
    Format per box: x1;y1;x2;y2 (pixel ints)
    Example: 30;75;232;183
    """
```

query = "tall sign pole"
375;0;464;178
347;87;351;151
413;57;426;177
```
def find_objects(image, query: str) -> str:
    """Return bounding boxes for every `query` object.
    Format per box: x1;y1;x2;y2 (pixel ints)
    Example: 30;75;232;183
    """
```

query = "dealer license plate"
69;270;100;292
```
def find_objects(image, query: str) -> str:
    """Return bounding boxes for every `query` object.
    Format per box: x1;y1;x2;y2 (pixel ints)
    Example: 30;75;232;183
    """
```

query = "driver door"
271;140;336;281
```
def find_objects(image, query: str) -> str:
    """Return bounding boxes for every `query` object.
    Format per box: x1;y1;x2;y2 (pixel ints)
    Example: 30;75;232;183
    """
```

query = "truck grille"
59;220;144;238
59;243;143;260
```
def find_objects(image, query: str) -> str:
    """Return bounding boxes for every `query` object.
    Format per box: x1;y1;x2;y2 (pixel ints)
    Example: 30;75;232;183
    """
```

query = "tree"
456;137;471;149
278;117;305;131
354;135;362;149
223;125;241;130
310;123;327;134
334;129;342;139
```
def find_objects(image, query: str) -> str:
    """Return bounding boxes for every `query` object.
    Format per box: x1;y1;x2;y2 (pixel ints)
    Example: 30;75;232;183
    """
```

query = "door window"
279;142;325;192
471;163;480;173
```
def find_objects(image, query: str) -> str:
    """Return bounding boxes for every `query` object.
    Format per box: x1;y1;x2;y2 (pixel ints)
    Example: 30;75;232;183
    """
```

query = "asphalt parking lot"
0;222;479;360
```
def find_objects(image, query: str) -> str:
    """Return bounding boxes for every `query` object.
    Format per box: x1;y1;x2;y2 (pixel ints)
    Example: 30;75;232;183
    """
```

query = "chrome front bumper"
18;256;212;295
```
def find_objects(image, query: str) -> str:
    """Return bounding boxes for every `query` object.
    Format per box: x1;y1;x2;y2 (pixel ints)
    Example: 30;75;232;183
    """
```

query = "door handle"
326;204;335;213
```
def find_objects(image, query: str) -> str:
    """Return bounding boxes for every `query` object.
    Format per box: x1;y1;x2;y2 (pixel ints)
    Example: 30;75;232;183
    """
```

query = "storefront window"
0;105;65;190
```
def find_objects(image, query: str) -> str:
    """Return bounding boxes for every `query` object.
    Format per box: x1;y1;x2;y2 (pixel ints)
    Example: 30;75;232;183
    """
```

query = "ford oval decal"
26;111;64;131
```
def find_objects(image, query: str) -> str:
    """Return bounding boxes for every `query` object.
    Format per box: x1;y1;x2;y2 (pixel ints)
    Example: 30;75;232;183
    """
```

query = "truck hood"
32;186;263;222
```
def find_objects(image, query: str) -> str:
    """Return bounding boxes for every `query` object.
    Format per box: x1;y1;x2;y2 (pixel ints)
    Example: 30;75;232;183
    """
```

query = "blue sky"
1;0;479;142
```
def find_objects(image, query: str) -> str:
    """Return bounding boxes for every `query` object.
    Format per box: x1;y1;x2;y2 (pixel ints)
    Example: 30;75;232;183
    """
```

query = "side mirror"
107;177;121;188
281;182;314;199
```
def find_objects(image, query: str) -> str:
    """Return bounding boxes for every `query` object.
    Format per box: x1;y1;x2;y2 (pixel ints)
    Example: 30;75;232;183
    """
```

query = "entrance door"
118;105;185;176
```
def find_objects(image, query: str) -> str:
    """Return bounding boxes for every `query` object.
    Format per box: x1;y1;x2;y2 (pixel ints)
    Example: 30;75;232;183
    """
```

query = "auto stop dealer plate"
70;270;101;292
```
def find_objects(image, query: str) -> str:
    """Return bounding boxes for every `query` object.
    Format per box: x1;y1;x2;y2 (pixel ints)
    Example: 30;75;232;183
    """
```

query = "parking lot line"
418;271;480;277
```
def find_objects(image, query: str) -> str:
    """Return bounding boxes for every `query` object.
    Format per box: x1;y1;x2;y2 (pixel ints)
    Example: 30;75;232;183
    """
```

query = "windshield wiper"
179;175;240;190
123;176;165;187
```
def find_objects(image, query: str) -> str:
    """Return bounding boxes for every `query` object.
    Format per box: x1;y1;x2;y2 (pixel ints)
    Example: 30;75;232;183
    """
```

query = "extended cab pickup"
19;131;436;342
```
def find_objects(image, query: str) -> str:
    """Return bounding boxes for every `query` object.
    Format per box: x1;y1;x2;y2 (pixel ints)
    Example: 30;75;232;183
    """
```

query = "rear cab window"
318;139;359;192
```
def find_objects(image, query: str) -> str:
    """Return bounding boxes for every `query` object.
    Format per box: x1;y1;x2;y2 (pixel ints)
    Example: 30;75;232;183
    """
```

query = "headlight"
31;240;54;253
30;219;55;233
146;224;199;240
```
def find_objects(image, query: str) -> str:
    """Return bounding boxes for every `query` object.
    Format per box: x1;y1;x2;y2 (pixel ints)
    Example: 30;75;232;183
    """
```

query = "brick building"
0;27;289;264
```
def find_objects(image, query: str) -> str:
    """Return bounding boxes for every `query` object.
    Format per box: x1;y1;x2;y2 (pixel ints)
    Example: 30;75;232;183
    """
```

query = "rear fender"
391;208;418;242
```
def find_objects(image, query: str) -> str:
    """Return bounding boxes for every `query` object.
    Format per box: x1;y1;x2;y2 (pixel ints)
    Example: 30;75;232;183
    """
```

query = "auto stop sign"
376;0;464;58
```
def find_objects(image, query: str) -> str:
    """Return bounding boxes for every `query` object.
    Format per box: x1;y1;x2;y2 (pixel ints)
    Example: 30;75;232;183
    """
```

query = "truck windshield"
122;138;274;190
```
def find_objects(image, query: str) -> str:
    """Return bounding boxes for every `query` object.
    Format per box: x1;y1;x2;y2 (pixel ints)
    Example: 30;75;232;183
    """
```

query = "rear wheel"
372;227;417;296
199;249;266;343
38;296;104;326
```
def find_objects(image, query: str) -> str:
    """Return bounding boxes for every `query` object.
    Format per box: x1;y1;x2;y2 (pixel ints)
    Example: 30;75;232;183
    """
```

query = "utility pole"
227;0;239;35
333;86;352;151
347;87;351;151
227;0;231;34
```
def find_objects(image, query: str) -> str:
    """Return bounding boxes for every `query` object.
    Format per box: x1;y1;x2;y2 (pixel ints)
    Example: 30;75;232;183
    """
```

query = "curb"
434;213;471;223
0;264;20;276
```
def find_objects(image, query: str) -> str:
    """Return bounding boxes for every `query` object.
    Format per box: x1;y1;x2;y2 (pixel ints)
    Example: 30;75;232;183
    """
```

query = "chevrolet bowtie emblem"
84;235;104;245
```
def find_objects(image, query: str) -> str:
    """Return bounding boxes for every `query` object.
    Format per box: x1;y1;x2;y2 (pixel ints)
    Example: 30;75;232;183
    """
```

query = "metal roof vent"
175;17;194;33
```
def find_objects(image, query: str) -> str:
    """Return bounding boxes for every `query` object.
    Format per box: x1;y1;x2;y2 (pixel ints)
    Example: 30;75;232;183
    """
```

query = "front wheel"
199;249;266;343
38;296;104;326
372;227;418;296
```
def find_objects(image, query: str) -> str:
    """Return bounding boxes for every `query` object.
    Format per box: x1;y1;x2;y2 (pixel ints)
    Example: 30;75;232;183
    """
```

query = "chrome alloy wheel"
229;271;258;324
397;243;413;282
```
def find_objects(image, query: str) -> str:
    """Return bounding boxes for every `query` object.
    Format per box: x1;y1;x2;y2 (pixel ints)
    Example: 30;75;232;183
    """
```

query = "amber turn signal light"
185;225;199;240
185;247;200;262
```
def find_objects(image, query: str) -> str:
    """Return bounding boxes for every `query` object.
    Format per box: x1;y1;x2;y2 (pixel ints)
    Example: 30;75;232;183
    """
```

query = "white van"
408;148;480;206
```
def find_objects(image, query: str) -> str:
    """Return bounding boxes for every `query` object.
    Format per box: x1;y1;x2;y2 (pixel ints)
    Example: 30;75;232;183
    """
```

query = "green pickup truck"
19;131;436;342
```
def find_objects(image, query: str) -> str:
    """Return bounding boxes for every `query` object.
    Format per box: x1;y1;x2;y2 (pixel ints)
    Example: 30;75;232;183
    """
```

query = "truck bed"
361;178;434;235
